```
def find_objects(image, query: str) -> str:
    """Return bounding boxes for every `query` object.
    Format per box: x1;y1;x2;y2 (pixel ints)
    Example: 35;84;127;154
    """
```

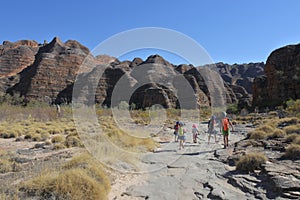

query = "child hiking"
178;122;186;150
208;115;217;144
221;112;234;149
173;121;179;142
192;124;200;143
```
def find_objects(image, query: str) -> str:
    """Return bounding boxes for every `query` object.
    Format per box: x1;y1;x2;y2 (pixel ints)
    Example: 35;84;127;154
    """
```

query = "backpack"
222;117;229;131
174;124;179;131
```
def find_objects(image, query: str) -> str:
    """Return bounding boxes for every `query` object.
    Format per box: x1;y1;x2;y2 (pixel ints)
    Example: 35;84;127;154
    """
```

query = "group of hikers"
173;111;234;149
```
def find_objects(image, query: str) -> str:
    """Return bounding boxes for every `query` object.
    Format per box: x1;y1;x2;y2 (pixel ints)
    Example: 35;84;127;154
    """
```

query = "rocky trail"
109;122;252;200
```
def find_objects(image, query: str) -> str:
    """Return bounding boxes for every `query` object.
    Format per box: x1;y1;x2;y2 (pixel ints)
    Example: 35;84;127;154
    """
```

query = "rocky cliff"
203;62;265;110
253;44;300;108
0;37;265;109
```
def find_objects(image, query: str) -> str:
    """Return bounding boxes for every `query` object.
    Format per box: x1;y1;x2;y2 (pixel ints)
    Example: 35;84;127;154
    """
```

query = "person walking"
192;124;199;143
221;112;234;149
173;121;180;142
178;122;186;150
208;115;217;144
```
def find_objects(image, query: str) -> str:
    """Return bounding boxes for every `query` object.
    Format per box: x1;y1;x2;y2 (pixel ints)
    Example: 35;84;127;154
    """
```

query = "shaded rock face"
0;40;39;94
253;44;300;108
202;62;264;110
7;37;95;103
215;62;265;94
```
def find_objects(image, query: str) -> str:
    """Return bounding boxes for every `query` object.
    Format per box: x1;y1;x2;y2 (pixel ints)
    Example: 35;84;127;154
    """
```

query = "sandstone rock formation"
253;43;300;108
0;40;39;94
1;37;265;109
201;62;265;110
215;62;265;94
7;37;97;103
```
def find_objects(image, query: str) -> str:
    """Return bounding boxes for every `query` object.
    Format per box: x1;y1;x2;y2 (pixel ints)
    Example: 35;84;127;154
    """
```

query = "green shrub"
284;144;300;160
236;153;267;173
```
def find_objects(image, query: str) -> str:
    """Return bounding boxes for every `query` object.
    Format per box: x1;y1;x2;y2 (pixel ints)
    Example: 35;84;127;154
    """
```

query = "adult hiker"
221;112;234;149
178;122;186;150
208;115;217;144
192;124;200;143
173;121;180;142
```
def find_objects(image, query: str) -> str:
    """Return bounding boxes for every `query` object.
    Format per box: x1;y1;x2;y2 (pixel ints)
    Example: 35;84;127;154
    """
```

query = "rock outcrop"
202;62;264;110
1;37;266;109
0;40;39;94
253;44;300;108
215;62;265;94
7;37;97;103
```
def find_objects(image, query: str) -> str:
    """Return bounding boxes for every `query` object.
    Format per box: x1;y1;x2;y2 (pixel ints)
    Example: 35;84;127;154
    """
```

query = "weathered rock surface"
253;43;300;108
215;62;265;94
0;40;39;94
202;62;264;110
109;120;300;200
6;37;99;103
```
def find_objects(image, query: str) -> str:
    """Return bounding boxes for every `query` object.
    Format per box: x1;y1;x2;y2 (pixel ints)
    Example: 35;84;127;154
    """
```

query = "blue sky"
1;0;299;65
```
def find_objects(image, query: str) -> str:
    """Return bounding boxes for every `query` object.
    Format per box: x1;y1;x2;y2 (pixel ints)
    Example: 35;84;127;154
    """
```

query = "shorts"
222;130;230;135
174;131;178;136
208;129;217;135
178;135;186;141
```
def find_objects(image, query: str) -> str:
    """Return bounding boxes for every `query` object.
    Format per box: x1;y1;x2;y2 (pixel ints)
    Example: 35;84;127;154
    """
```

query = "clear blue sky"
1;0;299;65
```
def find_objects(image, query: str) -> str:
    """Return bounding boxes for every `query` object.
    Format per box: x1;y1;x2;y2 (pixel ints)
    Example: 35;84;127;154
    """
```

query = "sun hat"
222;111;227;117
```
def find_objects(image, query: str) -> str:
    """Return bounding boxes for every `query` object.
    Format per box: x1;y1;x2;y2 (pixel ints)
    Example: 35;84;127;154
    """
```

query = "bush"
285;99;300;115
65;135;83;148
53;143;66;150
51;135;65;143
257;125;274;133
247;130;267;140
283;125;300;134
32;134;42;142
285;133;300;143
236;153;267;173
284;144;300;160
21;153;110;200
268;129;286;139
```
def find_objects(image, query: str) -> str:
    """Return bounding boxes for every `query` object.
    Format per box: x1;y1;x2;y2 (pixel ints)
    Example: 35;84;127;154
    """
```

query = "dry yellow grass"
100;117;158;152
21;153;110;200
248;130;268;140
284;144;300;160
51;135;65;143
283;124;300;134
0;150;19;174
236;152;267;173
256;124;275;133
268;129;286;139
285;133;300;143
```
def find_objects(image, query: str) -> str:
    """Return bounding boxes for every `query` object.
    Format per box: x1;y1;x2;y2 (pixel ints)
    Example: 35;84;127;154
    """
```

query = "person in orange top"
221;112;234;149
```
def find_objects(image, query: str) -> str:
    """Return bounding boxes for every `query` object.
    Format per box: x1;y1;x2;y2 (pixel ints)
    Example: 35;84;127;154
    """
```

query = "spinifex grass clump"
236;153;267;173
284;144;300;160
20;153;110;200
267;129;286;139
100;116;158;152
0;150;20;173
